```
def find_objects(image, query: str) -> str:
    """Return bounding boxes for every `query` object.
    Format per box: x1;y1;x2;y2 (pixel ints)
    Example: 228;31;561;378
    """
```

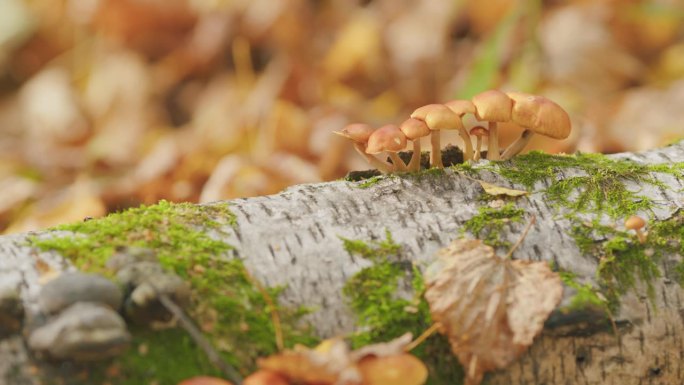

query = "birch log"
1;142;684;385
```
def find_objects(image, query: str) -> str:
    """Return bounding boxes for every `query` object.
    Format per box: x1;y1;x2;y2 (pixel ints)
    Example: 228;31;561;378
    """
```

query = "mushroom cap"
472;90;513;122
625;215;646;230
358;354;428;385
469;126;488;137
411;104;462;131
506;91;572;140
333;123;375;143
366;124;407;154
444;99;476;116
400;118;431;140
243;370;289;385
410;104;443;120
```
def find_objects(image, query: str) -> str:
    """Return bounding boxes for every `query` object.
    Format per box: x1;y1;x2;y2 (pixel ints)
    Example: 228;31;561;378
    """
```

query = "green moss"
488;151;683;218
558;270;608;312
356;175;385;188
570;220;660;309
28;200;316;383
461;203;525;248
340;233;463;384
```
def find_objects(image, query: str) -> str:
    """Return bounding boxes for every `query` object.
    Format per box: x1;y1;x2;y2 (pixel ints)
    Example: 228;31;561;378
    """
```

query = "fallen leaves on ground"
256;333;427;385
424;239;562;385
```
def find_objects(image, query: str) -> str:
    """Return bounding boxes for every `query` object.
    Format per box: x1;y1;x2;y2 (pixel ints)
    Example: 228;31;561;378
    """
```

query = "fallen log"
1;142;683;385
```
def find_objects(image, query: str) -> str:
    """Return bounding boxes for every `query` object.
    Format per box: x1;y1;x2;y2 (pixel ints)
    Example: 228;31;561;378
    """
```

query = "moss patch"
488;151;682;218
461;203;525;249
558;270;609;313
340;232;463;385
29;200;316;383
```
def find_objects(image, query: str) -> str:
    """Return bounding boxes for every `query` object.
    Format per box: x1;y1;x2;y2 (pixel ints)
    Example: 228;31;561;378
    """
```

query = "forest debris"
478;180;528;197
258;334;426;385
424;239;562;385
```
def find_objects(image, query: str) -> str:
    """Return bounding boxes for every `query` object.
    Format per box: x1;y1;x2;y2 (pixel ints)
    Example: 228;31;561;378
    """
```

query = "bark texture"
1;142;684;385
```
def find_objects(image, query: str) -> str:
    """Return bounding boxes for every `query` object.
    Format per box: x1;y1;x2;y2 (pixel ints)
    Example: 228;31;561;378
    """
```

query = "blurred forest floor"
0;0;682;234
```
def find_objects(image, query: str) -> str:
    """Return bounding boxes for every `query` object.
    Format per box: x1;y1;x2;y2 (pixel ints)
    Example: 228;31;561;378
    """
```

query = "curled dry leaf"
477;180;528;197
258;333;426;385
424;239;562;385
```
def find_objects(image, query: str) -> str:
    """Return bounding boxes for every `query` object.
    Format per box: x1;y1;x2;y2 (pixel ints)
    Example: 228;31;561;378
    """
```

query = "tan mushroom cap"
625;215;646;230
444;99;476;116
469;126;488;137
400;118;431;140
333;123;375;143
358;354;428;385
506;91;571;139
366;124;407;154
410;104;462;131
472;90;513;122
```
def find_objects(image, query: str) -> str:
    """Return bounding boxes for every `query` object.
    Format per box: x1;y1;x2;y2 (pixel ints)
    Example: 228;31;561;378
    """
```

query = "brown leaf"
424;239;562;385
477;181;528;197
258;334;427;385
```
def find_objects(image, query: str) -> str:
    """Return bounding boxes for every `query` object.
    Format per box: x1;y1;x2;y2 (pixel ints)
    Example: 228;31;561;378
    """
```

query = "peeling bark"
1;142;684;384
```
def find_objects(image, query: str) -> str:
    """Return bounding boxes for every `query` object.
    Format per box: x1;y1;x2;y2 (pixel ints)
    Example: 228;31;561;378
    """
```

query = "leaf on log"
424;239;562;385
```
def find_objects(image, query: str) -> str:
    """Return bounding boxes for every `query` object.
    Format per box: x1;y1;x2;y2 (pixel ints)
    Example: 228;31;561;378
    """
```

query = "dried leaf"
478;181;528;197
258;334;426;385
424;239;562;385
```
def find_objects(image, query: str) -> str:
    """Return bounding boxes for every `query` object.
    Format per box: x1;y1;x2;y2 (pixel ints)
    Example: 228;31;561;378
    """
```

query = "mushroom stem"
501;129;535;160
388;152;408;172
457;126;473;161
635;229;647;244
408;140;422;171
487;122;500;160
430;131;444;168
474;136;482;161
353;143;392;173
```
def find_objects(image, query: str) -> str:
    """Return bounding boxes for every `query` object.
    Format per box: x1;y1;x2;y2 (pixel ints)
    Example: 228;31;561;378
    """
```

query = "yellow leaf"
478;180;528;197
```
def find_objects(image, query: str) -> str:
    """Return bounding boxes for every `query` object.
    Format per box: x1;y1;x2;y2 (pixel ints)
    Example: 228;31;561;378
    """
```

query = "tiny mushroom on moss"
469;126;488;161
399;118;431;171
471;90;513;160
410;104;460;168
500;92;572;160
243;370;290;385
366;124;408;172
357;354;428;385
444;99;477;161
625;215;647;244
334;123;393;173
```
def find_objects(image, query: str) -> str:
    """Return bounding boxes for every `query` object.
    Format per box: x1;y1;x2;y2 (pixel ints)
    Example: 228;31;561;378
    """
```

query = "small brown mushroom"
410;104;461;168
469;126;488;161
366;124;408;172
244;370;289;385
334;123;393;173
358;354;428;385
471;90;513;160
444;99;477;161
399;118;431;171
625;215;647;244
500;92;572;160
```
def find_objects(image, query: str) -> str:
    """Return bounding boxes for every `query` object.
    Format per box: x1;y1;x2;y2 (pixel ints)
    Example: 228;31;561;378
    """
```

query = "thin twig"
505;215;536;259
158;293;243;385
404;323;441;352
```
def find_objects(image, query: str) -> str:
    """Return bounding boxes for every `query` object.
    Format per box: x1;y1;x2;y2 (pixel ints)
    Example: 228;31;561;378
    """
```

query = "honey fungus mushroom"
365;124;408;172
625;215;647;244
469;126;488;161
410;104;461;168
399;118;431;171
471;90;513;160
500;92;572;160
444;99;477;161
334;123;393;173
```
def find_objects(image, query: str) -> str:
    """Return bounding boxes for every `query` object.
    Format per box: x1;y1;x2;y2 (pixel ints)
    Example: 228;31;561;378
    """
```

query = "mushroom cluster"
336;90;571;172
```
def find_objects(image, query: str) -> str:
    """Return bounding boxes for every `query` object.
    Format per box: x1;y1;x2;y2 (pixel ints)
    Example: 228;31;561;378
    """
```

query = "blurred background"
0;0;683;234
